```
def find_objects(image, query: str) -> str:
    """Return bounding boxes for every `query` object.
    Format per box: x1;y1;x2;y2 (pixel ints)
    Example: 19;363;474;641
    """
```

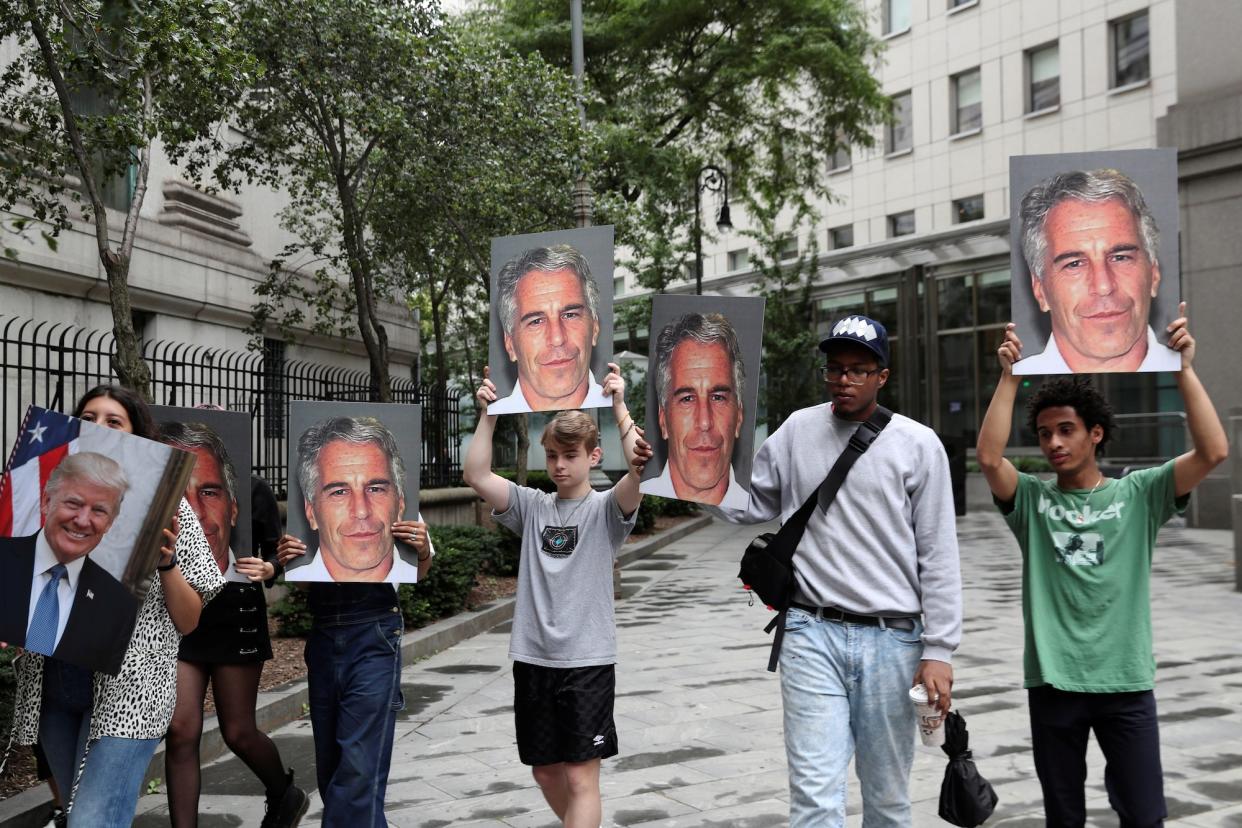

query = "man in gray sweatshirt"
715;314;962;828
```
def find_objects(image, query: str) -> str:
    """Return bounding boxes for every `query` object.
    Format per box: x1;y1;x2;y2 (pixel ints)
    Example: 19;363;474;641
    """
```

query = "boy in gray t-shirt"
464;363;650;827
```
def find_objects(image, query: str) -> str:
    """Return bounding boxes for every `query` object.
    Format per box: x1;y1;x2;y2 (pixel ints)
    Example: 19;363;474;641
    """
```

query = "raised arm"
462;367;512;514
604;362;651;517
976;323;1022;503
1168;304;1229;497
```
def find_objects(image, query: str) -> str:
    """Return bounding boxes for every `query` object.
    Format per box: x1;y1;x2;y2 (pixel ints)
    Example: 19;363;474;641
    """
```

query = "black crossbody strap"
769;405;892;562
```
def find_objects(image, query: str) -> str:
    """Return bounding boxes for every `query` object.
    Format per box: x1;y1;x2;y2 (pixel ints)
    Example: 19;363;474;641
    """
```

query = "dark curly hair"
1027;377;1113;455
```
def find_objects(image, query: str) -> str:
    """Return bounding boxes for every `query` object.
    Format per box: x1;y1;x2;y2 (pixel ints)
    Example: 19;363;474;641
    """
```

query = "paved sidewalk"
134;512;1242;827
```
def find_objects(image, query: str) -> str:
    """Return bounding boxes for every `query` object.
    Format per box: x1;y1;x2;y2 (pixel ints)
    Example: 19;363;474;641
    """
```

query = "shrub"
491;525;522;576
399;529;486;627
0;647;16;733
270;586;314;638
633;498;657;535
967;456;1053;473
496;469;556;493
644;495;699;518
271;525;490;635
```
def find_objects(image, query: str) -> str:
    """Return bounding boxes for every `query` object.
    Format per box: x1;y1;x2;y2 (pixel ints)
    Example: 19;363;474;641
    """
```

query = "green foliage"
632;498;656;535
966;456;1053;473
398;534;485;628
0;0;256;394
478;0;890;296
632;494;699;535
222;0;450;399
496;468;557;493
644;495;700;518
617;361;647;431
221;0;589;399
745;200;823;431
0;647;16;735
269;585;313;638
271;525;522;636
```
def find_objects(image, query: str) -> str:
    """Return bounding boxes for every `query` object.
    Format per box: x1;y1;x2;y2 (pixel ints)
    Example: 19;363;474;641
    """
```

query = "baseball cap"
818;315;889;366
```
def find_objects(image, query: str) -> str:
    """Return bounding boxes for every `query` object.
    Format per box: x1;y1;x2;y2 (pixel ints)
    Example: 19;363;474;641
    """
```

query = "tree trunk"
337;177;392;401
26;8;152;400
429;281;447;387
102;252;152;399
515;413;529;487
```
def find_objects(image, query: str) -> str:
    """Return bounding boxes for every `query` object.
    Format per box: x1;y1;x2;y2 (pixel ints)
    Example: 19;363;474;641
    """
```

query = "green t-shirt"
999;460;1187;692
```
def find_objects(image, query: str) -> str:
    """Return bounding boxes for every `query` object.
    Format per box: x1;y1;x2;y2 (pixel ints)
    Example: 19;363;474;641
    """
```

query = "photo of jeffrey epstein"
153;406;253;583
487;225;615;414
639;295;765;509
1010;149;1181;375
283;401;423;583
0;406;194;674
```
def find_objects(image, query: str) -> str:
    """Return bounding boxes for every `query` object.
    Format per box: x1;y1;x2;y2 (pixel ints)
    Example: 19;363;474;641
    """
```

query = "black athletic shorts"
513;660;618;766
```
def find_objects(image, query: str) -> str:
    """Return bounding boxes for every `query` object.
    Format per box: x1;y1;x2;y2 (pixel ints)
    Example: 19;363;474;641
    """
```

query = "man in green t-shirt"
977;302;1228;827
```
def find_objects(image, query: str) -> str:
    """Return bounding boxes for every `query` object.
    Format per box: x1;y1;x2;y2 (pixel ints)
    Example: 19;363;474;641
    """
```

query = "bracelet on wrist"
157;551;179;572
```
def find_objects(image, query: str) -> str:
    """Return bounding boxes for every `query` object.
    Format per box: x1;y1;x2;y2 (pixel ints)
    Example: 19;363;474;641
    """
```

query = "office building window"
828;144;851;171
951;68;982;134
830;225;854;249
727;248;749;272
1112;11;1150;88
1027;43;1060;112
954;195;984;223
778;236;799;261
934;268;1025;444
889;211;915;238
948;0;976;8
887;91;913;154
613;276;624;297
884;0;911;35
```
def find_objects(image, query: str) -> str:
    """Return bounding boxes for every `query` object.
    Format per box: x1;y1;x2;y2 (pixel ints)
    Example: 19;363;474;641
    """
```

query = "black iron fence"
0;316;461;496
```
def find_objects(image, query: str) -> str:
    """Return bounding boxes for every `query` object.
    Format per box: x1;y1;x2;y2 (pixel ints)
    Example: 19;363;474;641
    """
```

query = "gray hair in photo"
158;420;238;505
296;416;406;501
1019;168;1160;280
496;244;600;336
44;451;130;511
654;312;747;409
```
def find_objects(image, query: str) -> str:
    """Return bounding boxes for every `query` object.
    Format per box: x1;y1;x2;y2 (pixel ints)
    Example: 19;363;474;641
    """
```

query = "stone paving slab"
126;511;1242;826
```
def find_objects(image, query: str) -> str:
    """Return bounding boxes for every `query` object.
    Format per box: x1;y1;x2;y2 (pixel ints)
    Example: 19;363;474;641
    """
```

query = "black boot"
260;769;309;828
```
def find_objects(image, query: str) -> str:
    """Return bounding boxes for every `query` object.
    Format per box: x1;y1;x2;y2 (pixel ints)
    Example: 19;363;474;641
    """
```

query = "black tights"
165;661;288;827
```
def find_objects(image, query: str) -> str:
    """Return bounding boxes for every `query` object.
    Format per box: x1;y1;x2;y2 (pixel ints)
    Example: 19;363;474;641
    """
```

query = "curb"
0;513;711;828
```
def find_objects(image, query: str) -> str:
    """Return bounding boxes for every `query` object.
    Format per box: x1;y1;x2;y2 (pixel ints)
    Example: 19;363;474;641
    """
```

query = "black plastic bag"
938;711;999;827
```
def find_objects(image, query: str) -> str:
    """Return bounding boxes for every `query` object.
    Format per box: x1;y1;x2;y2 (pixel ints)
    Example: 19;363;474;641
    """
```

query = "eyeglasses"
821;364;880;385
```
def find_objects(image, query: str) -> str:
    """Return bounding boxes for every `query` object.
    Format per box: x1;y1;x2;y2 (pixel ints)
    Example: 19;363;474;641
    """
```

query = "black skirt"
179;581;273;664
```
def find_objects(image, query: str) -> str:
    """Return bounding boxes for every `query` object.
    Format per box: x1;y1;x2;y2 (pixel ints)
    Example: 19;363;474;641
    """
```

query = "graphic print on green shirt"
1000;460;1186;693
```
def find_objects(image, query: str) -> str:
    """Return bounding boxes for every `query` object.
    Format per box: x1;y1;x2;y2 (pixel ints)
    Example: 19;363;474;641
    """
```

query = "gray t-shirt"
493;481;636;668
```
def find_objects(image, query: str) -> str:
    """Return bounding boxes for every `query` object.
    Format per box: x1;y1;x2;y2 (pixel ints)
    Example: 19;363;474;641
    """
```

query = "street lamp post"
693;164;733;295
570;0;592;228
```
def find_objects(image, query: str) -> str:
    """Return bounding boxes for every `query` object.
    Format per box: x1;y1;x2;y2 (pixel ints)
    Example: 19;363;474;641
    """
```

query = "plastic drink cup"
909;683;945;747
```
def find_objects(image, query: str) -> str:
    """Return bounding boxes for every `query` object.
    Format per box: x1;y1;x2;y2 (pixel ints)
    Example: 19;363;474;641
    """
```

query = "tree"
0;0;255;397
743;199;822;431
368;30;588;389
481;0;890;298
221;0;443;402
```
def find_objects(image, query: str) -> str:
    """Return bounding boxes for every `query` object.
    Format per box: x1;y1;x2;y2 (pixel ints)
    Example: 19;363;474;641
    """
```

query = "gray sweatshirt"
717;403;962;662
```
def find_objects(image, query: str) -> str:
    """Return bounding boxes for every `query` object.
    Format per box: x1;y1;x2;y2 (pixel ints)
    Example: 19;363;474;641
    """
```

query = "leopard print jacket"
11;499;225;743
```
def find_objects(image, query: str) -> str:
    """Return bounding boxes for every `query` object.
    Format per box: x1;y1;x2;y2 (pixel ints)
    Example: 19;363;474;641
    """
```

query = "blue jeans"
305;613;404;828
67;734;161;826
39;659;94;796
779;608;925;828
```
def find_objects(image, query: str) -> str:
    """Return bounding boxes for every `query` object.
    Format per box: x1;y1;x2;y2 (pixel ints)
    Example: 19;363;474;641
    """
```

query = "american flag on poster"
0;406;81;537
